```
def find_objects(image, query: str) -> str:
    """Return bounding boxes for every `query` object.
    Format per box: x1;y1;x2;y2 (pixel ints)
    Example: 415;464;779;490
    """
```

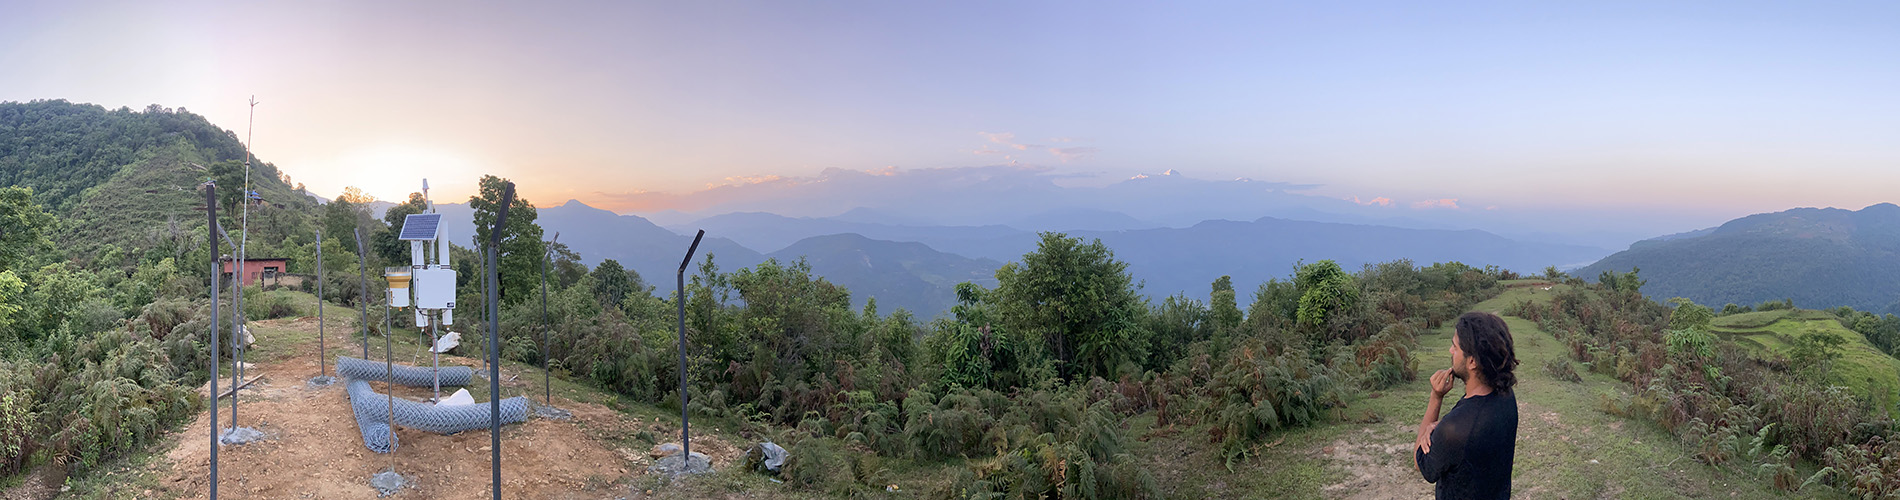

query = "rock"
646;451;712;476
649;442;682;459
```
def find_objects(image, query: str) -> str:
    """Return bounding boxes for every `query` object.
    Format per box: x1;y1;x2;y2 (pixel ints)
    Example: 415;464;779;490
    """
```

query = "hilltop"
1577;203;1900;313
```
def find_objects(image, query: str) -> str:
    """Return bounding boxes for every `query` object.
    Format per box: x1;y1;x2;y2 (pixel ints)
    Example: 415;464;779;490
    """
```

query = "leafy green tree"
373;192;428;265
0;271;25;343
1145;294;1209;370
1597;267;1645;295
468;175;546;305
591;259;645;308
320;187;376;250
0;187;54;272
1666;297;1714;332
1245;278;1300;336
1294;260;1357;345
993;232;1148;380
1789;326;1848;381
1209;275;1242;333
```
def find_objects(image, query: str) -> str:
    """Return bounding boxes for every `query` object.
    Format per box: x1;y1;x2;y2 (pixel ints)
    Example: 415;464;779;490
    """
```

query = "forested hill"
1577;203;1900;313
0;99;309;257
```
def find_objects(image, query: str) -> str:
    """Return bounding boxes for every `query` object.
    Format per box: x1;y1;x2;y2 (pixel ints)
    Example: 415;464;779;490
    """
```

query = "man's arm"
1414;369;1453;470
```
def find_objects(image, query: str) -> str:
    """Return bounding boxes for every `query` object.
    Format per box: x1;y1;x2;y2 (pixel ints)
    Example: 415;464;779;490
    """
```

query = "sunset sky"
4;1;1899;220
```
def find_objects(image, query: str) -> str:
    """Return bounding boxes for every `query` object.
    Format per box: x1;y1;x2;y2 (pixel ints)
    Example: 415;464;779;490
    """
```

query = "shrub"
0;386;39;476
1543;358;1581;383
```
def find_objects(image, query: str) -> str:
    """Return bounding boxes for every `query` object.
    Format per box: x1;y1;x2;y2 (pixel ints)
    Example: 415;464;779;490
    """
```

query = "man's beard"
1451;363;1469;381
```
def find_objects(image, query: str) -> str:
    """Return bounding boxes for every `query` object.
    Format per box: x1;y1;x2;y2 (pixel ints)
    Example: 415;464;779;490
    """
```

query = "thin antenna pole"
205;184;220;500
317;228;325;378
356;229;370;359
234;96;258;428
676;230;705;466
487;182;516;500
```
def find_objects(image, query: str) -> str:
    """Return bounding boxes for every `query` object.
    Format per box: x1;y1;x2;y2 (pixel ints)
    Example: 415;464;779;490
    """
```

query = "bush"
1543;358;1581;383
0;386;39;476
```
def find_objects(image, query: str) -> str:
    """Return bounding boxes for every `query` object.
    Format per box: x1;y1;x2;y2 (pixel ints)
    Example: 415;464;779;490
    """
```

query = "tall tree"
468;175;545;304
373;192;428;265
0;187;54;272
1294;259;1357;346
994;232;1147;380
1210;275;1242;333
590;259;644;308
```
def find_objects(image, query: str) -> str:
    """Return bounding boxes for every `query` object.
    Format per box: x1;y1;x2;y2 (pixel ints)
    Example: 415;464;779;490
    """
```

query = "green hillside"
1710;309;1900;416
0;99;313;259
1576;203;1900;314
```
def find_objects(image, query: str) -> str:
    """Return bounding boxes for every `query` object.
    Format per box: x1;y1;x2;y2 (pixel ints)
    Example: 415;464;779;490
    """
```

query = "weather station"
397;179;461;402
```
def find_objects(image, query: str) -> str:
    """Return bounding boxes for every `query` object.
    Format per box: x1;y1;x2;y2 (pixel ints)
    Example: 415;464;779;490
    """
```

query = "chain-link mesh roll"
337;355;472;387
346;379;398;453
346;379;531;453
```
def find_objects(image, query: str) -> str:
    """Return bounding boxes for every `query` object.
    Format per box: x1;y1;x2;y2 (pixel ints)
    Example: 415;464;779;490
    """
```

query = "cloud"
1410;198;1461;210
1049;147;1098;162
977;131;1086;162
593;164;1063;215
1348;196;1394;207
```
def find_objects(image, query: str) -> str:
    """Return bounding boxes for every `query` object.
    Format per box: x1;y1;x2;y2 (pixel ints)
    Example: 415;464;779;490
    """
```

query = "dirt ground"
141;317;744;499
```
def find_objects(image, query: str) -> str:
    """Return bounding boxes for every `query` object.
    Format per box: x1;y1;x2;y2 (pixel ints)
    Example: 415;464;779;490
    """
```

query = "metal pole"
487;182;515;500
234;97;257;430
205;184;220;500
676;230;704;465
317;228;325;378
384;284;395;473
431;311;441;401
540;233;558;405
356;229;370;359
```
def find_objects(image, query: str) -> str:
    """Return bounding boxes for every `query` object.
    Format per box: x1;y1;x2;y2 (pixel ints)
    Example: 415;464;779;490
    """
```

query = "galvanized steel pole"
487;182;515;500
204;184;220;500
676;230;704;464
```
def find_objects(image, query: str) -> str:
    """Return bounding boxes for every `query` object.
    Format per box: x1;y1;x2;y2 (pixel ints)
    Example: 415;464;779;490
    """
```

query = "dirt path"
138;316;744;499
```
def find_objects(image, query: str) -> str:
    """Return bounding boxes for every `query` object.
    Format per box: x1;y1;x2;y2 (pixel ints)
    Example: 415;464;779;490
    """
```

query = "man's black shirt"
1416;391;1517;499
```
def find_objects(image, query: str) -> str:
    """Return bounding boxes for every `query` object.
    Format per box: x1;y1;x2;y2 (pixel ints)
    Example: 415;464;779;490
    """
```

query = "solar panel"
398;213;443;241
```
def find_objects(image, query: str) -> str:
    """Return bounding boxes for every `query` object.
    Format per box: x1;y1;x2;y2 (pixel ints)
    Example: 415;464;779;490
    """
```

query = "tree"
468;175;546;305
1789;326;1848;381
1666;297;1714;332
320;187;375;249
373;192;428;265
0;187;54;272
1209;275;1242;333
1294;260;1357;345
993;232;1147;380
591;259;644;309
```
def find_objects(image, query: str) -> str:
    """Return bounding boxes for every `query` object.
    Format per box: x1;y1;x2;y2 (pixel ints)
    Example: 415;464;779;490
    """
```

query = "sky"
4;0;1900;229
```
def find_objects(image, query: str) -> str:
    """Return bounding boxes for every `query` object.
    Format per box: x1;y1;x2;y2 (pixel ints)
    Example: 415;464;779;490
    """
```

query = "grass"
1222;288;1844;499
47;288;1864;499
1711;311;1900;417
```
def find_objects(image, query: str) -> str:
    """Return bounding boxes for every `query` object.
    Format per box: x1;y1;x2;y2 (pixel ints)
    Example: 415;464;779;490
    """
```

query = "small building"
222;257;292;286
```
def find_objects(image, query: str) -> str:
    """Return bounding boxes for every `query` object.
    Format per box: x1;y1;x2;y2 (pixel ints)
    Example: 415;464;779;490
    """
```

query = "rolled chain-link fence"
337;355;472;387
343;365;531;453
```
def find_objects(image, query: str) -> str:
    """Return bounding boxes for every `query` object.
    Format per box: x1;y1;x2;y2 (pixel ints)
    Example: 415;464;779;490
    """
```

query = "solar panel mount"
398;213;443;241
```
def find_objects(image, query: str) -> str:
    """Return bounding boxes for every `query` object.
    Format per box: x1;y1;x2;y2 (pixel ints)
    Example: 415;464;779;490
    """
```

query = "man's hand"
1430;368;1454;399
1416;421;1437;454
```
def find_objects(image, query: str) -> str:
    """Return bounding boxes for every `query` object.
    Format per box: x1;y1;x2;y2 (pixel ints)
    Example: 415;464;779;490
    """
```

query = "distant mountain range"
0;99;1632;320
407;199;1612;317
1577;203;1900;313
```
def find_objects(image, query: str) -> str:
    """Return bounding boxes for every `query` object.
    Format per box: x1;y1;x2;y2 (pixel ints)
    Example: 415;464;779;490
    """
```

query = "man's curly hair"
1455;311;1519;394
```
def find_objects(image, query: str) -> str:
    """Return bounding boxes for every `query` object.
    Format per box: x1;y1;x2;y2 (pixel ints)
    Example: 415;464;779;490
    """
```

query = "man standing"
1415;311;1520;499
